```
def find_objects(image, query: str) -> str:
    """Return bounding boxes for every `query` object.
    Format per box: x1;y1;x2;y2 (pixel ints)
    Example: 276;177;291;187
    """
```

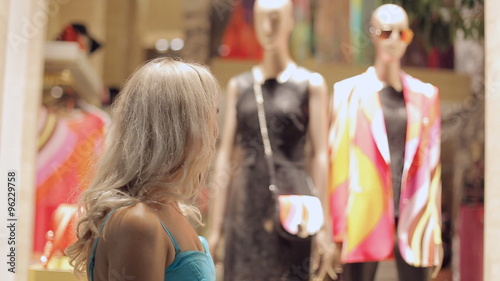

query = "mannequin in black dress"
208;0;332;280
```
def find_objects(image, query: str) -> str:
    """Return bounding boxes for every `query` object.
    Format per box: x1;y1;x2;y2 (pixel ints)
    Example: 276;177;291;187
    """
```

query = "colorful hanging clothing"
34;102;109;253
220;4;262;60
328;67;442;267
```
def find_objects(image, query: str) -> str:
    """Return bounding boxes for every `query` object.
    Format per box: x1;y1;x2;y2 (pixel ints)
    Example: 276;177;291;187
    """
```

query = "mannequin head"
254;0;294;51
370;4;413;64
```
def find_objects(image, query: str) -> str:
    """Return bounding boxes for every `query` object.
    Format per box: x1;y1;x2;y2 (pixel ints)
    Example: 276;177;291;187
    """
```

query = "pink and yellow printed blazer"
328;67;442;267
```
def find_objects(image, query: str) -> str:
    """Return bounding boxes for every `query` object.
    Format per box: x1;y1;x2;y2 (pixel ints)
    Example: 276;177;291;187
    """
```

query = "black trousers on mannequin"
338;241;431;281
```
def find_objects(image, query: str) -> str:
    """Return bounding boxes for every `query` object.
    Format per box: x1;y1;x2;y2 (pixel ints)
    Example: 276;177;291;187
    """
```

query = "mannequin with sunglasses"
207;0;331;280
328;4;442;281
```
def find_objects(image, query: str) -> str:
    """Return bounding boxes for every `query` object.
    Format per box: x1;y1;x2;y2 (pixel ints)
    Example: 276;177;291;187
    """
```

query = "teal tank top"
88;206;216;281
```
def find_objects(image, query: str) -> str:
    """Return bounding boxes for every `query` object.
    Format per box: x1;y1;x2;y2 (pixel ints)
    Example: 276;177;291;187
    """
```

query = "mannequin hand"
332;242;343;275
310;229;340;281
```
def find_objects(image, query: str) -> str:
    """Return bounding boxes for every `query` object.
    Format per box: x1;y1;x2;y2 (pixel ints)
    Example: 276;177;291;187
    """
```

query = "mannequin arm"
208;77;238;255
309;73;341;280
307;73;330;232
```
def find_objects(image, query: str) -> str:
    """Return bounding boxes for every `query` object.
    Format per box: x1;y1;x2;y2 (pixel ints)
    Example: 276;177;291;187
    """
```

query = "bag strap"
253;82;280;196
253;78;318;197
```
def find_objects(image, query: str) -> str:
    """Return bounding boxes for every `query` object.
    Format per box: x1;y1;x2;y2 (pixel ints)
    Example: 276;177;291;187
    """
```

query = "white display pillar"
0;0;46;281
0;0;8;130
484;0;500;280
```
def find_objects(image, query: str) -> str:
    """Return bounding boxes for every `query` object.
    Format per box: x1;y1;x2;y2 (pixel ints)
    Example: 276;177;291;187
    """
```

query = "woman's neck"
374;58;403;91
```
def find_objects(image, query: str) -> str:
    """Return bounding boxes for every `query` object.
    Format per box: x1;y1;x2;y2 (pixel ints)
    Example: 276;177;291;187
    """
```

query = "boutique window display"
32;23;109;274
36;85;108;260
207;0;331;280
328;4;442;281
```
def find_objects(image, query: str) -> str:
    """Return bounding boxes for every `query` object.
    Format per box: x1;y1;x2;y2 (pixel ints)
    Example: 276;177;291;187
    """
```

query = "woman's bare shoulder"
104;203;163;242
99;203;169;281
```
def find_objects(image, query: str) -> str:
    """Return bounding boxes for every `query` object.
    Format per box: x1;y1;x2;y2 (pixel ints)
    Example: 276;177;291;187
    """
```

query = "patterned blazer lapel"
356;68;426;180
360;67;391;166
401;72;423;175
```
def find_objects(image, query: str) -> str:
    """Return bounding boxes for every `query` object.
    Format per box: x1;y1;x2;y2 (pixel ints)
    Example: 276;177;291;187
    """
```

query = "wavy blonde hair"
66;58;221;276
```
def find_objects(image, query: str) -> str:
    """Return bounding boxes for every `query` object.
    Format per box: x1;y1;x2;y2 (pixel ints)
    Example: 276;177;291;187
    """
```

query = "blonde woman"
66;58;220;281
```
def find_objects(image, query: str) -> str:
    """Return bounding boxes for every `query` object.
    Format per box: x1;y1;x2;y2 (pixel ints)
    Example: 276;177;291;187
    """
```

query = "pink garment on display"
34;104;108;253
328;67;442;267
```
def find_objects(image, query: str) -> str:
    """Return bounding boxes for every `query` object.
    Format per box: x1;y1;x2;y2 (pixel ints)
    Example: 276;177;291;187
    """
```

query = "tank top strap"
89;204;133;265
160;221;181;255
160;222;181;254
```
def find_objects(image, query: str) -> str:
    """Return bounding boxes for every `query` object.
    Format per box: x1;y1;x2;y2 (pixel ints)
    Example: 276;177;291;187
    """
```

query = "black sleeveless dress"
223;66;314;281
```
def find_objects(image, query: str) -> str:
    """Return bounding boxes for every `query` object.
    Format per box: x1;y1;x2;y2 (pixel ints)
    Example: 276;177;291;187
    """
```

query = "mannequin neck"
260;47;293;80
373;58;403;92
